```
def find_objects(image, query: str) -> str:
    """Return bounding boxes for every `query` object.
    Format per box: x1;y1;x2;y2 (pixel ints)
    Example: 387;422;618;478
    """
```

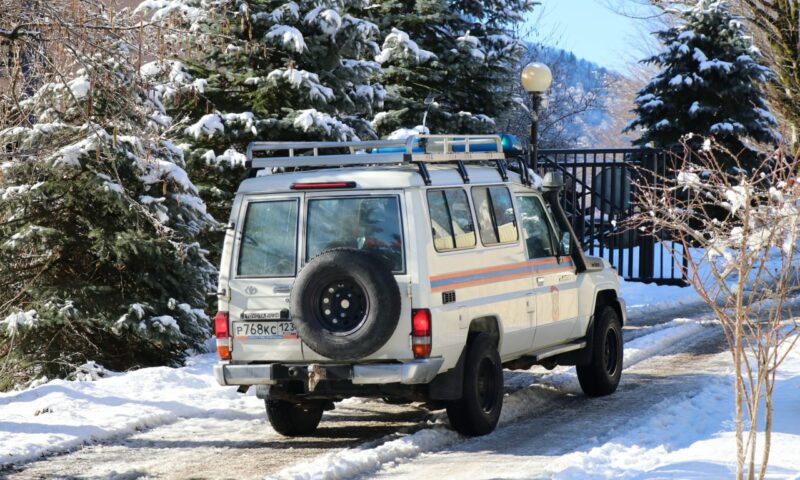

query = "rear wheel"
577;305;623;397
446;333;504;436
266;399;324;436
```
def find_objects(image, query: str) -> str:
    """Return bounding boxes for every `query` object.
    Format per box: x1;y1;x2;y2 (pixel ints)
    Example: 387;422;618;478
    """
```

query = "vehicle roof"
237;164;539;194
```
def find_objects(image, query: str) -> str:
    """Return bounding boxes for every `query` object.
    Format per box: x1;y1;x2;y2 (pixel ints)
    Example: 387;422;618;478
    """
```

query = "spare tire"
291;248;401;361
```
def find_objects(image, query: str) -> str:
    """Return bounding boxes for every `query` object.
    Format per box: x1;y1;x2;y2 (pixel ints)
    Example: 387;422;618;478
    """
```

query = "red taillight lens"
214;311;231;360
411;309;432;358
214;311;229;338
412;309;431;336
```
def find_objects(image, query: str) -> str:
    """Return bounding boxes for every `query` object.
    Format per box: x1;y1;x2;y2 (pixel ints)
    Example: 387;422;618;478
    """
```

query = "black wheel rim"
603;328;619;376
476;358;499;413
317;279;368;335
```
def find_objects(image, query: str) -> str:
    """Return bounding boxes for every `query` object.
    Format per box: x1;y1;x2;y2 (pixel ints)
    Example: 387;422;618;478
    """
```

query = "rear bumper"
213;357;444;386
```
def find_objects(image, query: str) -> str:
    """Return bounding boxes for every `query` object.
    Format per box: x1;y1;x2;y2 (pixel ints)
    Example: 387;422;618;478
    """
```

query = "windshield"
306;196;404;272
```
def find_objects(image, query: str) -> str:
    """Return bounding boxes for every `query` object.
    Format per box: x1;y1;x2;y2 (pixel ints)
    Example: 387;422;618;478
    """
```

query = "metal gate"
537;148;688;286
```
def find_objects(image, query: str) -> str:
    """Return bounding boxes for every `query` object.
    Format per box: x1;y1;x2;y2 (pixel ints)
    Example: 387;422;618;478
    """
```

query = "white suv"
213;135;626;437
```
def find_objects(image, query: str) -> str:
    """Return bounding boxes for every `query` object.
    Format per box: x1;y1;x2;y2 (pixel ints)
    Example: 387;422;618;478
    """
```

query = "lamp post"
521;62;552;172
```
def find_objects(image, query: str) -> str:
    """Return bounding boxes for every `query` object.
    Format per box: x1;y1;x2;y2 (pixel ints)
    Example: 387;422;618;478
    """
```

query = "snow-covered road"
2;299;742;480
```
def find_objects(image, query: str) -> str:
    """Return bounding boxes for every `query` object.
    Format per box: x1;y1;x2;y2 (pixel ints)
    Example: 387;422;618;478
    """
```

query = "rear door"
228;194;303;362
299;191;411;361
468;185;533;356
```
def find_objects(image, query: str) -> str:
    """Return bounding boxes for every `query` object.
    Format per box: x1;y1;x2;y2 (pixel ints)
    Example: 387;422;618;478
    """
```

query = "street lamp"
521;62;552;172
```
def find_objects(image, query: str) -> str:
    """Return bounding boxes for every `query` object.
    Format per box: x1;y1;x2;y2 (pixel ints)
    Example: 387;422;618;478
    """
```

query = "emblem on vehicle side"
550;286;560;321
245;286;258;295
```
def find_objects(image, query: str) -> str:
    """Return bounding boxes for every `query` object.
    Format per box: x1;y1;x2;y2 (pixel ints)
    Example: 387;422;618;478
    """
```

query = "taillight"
214;311;231;360
411;309;432;358
214;312;229;337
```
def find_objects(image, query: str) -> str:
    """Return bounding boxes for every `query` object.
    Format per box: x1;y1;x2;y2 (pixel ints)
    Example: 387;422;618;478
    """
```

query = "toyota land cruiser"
213;135;626;437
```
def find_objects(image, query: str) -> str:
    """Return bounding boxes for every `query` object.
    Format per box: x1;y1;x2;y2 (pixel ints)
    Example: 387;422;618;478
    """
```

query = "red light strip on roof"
290;181;357;190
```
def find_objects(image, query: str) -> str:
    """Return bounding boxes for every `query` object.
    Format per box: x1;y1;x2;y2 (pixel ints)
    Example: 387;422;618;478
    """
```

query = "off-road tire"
291;248;401;361
266;399;324;436
577;305;623;397
446;333;504;436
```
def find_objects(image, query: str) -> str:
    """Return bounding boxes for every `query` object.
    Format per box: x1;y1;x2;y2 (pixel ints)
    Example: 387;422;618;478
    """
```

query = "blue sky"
529;0;657;71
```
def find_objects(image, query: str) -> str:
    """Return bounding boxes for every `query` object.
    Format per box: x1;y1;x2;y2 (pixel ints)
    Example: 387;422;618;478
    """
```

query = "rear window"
306;196;404;272
237;200;299;277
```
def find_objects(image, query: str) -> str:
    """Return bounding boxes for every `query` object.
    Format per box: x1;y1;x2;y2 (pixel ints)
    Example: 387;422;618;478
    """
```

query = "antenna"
422;95;435;131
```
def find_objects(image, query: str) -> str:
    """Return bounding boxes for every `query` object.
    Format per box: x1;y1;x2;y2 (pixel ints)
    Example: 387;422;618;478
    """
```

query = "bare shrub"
632;139;800;479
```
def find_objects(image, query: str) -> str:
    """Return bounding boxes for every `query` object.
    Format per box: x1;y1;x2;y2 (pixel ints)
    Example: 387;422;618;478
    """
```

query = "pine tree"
367;0;537;136
739;0;800;150
0;40;216;387
137;0;385;244
625;0;776;168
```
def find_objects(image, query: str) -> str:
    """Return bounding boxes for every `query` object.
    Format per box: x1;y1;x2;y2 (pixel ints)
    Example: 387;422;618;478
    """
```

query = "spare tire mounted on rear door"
291;248;402;361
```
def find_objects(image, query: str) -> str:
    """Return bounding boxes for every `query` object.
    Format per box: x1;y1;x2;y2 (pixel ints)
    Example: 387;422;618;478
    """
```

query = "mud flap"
555;314;595;366
428;347;467;401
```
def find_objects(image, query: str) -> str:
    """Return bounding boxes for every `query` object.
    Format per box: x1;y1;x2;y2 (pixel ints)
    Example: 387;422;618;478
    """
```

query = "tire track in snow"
3;400;432;480
268;318;720;480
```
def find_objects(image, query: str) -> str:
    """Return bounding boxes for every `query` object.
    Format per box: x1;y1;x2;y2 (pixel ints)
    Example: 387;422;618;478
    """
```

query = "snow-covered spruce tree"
367;0;537;136
136;0;385;240
624;0;776;169
0;45;216;387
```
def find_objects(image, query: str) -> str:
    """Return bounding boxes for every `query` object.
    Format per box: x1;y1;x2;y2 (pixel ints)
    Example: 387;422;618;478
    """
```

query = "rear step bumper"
213;357;444;386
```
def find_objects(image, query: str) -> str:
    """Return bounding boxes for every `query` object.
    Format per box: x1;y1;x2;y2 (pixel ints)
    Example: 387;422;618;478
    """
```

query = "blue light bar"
372;133;522;155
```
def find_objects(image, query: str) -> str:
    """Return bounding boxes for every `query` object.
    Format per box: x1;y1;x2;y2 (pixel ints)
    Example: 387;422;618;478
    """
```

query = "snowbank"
0;355;244;466
620;277;700;316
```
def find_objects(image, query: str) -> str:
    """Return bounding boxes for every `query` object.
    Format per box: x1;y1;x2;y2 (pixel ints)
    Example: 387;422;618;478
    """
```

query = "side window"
516;196;557;259
238;200;299;276
472;186;519;246
427;189;476;251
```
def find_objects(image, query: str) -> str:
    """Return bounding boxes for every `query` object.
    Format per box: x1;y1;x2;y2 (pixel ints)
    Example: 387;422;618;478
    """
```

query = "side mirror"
213;222;234;234
559;231;571;256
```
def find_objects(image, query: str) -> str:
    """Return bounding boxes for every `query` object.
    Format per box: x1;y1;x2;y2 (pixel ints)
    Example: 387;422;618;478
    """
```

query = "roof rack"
245;134;529;186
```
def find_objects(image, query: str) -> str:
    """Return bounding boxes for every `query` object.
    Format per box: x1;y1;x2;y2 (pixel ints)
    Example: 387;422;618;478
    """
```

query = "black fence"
537;148;688;286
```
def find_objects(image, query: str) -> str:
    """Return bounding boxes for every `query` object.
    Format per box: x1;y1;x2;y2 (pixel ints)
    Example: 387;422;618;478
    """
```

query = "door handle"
273;286;291;294
536;277;545;286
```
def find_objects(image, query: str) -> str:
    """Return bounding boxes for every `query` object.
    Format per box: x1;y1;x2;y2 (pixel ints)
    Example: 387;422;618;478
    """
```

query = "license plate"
233;321;298;340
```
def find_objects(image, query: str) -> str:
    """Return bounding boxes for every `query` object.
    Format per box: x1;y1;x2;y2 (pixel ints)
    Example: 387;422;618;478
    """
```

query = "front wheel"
577;305;623;397
446;333;504;436
266;399;324;436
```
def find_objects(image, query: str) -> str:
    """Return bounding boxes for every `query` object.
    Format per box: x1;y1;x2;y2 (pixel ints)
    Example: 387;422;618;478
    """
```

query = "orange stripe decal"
430;257;575;291
430;257;559;282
